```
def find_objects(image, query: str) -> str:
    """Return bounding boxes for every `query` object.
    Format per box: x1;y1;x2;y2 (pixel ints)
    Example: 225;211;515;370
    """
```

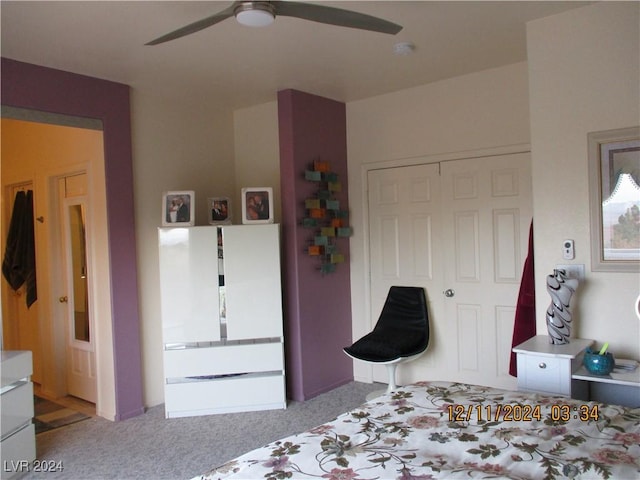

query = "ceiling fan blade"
274;1;402;35
146;4;237;45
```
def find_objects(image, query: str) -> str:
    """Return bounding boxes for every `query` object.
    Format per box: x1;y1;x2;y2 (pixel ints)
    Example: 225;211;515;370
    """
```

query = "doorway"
3;58;144;421
1;116;106;413
366;149;532;390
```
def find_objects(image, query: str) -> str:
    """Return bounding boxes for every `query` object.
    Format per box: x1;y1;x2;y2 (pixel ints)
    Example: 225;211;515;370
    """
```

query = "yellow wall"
2;119;103;177
1;118;116;418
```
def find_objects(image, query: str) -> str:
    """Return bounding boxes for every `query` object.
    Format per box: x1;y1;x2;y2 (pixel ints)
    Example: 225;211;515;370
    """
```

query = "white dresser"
1;350;36;479
158;224;286;418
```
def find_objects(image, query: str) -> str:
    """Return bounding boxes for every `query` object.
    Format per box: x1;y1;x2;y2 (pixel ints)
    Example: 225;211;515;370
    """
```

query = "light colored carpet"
24;381;380;480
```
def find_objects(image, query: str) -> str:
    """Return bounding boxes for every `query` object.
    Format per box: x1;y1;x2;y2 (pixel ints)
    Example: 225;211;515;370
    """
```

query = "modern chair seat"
344;286;429;398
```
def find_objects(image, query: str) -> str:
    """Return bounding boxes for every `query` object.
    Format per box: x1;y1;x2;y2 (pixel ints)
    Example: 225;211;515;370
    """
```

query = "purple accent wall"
2;58;144;420
278;89;353;401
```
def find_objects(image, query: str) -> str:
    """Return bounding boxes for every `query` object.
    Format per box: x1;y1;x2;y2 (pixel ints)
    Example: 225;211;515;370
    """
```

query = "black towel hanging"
2;189;38;307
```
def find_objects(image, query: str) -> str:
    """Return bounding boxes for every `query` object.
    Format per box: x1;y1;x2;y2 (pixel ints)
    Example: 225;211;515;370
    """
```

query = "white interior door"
367;163;446;384
59;174;97;403
367;152;532;390
1;183;42;384
440;153;532;389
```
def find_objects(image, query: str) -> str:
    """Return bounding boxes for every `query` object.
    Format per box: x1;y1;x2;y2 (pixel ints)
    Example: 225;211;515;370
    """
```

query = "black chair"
344;286;429;398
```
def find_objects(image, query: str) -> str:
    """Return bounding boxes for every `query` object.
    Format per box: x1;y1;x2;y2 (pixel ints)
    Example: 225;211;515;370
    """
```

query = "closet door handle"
59;296;68;303
443;289;455;298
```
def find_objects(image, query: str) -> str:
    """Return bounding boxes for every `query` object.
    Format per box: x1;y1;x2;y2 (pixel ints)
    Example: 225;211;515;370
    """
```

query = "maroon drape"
509;221;536;377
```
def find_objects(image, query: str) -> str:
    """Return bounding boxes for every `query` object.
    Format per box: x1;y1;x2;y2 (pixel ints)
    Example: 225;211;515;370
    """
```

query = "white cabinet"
159;224;286;418
159;227;221;344
222;225;283;340
512;336;593;399
1;351;36;479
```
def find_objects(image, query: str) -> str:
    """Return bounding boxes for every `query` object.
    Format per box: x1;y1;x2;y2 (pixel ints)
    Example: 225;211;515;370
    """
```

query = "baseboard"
298;376;354;401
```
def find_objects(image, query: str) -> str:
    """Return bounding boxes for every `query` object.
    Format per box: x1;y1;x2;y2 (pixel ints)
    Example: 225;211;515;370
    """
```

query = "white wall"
133;2;640;406
233;102;281;223
346;62;531;381
131;91;235;406
527;2;640;359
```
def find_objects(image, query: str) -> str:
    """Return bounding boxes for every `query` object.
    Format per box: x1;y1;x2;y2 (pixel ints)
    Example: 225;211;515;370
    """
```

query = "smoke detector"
393;42;415;56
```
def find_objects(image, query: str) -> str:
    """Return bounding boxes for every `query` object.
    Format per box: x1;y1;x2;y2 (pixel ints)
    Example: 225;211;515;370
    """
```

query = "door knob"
443;289;455;298
59;296;68;303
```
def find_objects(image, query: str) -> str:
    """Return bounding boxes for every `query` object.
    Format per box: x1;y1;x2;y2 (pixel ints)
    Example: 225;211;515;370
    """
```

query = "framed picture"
241;187;274;224
162;191;195;226
588;126;640;272
208;197;232;225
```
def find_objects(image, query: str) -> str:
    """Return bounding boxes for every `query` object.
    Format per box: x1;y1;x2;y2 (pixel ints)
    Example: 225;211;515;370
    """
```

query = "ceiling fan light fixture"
235;2;276;27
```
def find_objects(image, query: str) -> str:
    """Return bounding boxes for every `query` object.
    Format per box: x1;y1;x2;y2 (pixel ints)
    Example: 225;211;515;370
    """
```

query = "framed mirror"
67;201;91;344
588;126;640;272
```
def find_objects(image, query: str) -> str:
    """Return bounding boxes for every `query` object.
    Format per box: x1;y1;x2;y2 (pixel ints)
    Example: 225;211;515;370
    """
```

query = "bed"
194;381;640;479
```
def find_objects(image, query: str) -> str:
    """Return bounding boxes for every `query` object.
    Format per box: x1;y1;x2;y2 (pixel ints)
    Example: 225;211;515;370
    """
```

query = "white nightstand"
573;361;640;408
512;335;593;399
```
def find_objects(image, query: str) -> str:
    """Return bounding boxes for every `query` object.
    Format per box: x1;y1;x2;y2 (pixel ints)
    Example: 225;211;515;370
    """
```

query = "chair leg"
385;364;398;394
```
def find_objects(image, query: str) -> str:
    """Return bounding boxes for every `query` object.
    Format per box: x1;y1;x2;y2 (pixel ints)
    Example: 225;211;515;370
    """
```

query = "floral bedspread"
195;381;640;480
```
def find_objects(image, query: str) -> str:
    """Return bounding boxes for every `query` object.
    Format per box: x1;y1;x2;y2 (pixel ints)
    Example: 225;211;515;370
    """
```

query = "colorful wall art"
303;160;352;273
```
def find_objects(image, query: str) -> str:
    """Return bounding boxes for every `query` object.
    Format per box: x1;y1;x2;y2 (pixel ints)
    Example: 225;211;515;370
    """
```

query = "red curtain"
509;221;536;377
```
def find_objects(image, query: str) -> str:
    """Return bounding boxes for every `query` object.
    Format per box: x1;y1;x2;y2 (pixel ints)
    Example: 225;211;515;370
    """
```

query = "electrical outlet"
556;264;585;282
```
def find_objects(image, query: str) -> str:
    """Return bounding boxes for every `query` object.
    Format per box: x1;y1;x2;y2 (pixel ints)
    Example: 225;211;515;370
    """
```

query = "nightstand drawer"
517;354;570;395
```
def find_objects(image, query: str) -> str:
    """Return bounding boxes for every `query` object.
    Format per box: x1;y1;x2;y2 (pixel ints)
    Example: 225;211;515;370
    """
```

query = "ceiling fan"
146;1;402;45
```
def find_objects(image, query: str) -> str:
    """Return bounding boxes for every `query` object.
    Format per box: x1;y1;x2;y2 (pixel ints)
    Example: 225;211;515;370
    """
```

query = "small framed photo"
208;197;232;225
241;187;274;224
162;191;195;226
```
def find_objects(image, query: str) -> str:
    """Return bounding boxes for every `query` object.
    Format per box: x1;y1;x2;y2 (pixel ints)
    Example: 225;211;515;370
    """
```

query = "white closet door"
159;227;220;344
222;224;283;340
368;163;444;383
441;153;532;390
367;153;532;390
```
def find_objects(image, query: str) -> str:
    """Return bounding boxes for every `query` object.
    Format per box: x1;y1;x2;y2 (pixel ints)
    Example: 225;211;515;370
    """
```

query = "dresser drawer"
0;423;36;479
1;351;32;388
517;354;571;396
164;373;286;417
163;342;284;379
0;381;34;438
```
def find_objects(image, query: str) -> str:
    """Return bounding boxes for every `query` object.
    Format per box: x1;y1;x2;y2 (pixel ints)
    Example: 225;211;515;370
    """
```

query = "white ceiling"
1;1;590;111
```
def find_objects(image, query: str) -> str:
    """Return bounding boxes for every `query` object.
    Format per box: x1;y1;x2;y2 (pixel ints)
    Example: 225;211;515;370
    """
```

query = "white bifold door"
367;152;532;390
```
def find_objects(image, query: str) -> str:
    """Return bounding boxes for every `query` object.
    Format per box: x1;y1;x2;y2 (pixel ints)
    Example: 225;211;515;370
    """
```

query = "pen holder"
583;348;614;375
